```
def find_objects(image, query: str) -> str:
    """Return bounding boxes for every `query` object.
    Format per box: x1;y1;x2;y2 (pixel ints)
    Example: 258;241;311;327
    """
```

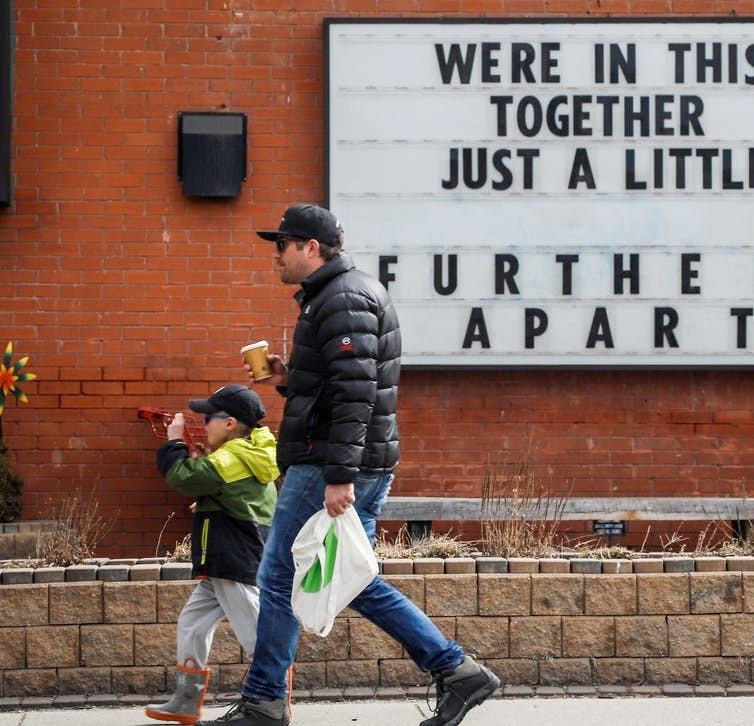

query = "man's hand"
243;353;288;387
167;412;185;441
324;483;355;517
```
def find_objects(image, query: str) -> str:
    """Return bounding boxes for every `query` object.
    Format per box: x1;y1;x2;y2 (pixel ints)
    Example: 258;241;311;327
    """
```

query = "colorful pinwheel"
0;343;36;416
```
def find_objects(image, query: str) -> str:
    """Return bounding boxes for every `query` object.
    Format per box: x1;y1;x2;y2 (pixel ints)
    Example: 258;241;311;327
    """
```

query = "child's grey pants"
176;577;260;669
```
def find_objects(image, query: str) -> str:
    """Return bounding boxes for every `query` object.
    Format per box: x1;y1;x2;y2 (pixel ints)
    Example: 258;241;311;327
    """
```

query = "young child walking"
146;384;279;725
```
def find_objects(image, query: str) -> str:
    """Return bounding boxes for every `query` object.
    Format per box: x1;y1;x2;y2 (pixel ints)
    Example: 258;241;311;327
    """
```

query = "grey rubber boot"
145;658;211;725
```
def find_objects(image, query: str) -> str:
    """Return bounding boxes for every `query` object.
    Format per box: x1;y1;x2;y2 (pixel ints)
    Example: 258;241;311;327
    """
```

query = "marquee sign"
326;19;754;366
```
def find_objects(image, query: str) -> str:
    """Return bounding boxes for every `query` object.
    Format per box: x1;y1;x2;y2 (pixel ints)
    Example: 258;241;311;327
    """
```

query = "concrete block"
537;559;570;574
326;660;379;688
697;657;750;685
539;658;591;686
690;573;743;614
65;565;98;582
509;616;561;658
411;558;444;575
349;618;402;660
444;558;476;574
378;659;431;687
80;625;134;667
296;619;349;662
0;628;25;669
456;616;508;658
380;559;413;575
531;574;584;615
49;582;102;624
160;562;193;580
632;559;663;574
615;615;668;657
569;559;601;574
507;558;538;574
664;558;694;573
424;574;477;616
157;581;198;622
726;557;754;572
97;566;129;582
3;669;56;697
668;615;721;656
26;625;79;668
695;557;726;572
111;666;166;694
134;623;176;666
637;574;689;614
292;662;327;690
601;560;633;574
479;574;530;616
475;557;508;574
1;569;33;585
129;564;161;581
57;667;112;695
0;584;48;626
484;658;538;686
33;567;65;584
584;575;636;616
721;614;754;656
592;658;644;685
563;616;614;658
382;574;425;612
104;581;157;624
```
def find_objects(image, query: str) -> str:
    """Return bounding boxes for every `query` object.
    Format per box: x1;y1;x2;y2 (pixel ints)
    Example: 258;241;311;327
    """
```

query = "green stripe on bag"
301;523;338;593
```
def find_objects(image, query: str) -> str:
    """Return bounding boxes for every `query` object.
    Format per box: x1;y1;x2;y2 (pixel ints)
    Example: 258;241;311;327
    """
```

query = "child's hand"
167;412;185;440
189;501;197;513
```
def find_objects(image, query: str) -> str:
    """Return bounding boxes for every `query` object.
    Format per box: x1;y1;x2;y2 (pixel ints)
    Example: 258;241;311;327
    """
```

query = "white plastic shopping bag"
291;506;379;637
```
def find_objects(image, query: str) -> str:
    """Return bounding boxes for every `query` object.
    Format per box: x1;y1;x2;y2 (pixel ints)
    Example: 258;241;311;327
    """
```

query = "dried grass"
375;524;473;559
166;533;192;563
480;445;573;558
35;488;114;567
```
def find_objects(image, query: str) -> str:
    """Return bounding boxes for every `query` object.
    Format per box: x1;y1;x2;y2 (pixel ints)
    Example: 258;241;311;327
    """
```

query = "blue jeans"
242;464;465;701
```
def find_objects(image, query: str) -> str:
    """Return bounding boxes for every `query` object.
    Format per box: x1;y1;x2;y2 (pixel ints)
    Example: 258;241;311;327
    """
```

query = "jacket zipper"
200;519;210;566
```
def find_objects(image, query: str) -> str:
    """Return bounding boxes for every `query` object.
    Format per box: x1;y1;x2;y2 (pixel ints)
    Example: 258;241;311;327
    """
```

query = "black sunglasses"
203;413;231;425
275;235;308;253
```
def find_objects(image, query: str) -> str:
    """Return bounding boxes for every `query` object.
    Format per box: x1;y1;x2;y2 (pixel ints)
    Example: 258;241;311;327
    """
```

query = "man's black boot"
420;656;500;726
197;697;290;726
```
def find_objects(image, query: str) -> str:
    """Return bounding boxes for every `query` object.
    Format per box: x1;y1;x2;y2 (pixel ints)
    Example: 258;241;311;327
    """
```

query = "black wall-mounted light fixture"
177;111;247;198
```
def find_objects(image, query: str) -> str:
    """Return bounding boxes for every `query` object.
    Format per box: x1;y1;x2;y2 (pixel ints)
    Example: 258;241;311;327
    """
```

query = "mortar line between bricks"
528;574;532;615
717;613;722;657
680;573;694;616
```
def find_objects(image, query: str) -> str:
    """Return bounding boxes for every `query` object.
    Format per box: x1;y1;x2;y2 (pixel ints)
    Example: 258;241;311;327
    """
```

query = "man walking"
201;204;499;726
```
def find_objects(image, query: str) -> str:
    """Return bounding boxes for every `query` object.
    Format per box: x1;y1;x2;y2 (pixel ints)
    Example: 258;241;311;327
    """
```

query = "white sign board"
326;20;754;366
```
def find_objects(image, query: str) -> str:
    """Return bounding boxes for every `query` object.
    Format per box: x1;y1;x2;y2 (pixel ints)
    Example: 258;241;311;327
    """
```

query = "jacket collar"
294;253;354;306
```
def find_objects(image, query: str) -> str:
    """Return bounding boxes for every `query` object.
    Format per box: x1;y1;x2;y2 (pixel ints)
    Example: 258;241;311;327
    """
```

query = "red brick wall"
2;1;751;556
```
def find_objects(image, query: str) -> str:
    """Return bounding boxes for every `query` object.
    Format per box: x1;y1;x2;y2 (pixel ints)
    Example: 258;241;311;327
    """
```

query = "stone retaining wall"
3;572;754;697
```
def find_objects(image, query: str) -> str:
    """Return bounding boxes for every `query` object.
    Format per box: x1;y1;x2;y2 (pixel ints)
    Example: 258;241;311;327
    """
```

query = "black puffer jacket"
277;253;401;484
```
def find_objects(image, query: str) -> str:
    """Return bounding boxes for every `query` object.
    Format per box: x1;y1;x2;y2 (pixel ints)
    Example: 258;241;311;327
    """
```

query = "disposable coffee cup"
241;341;272;381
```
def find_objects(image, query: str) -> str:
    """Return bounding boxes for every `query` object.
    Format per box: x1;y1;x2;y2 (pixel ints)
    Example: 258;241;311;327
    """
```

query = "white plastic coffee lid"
240;340;269;353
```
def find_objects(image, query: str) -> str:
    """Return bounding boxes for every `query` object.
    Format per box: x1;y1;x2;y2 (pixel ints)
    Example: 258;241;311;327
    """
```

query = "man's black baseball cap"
188;384;266;428
256;203;343;247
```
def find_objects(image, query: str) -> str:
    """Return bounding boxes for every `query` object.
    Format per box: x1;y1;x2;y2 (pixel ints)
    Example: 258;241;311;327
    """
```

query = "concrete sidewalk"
0;697;752;726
